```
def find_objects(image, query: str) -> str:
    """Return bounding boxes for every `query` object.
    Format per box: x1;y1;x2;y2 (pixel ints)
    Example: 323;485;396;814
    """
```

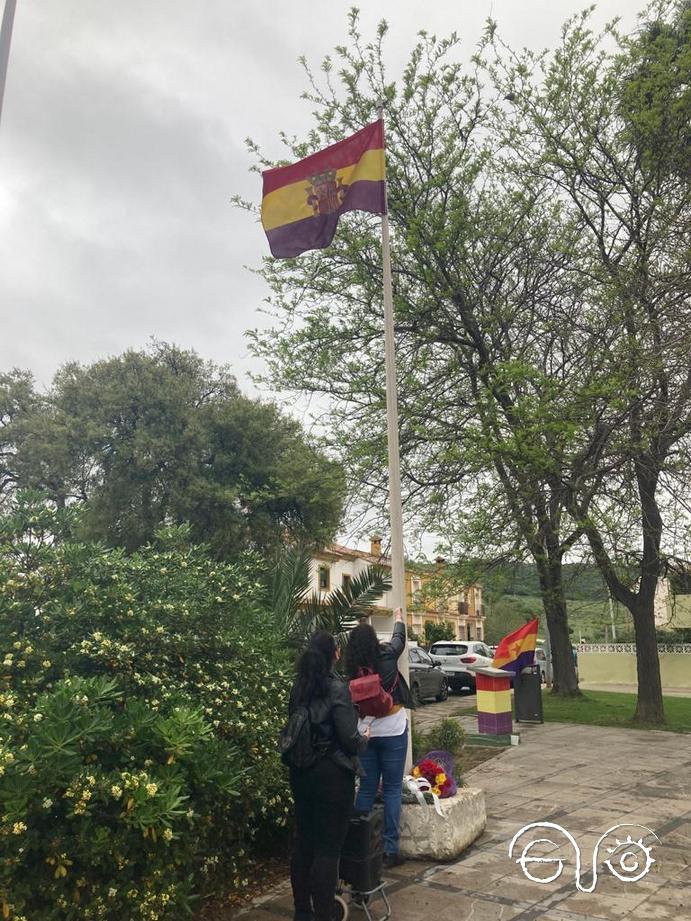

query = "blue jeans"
355;727;408;855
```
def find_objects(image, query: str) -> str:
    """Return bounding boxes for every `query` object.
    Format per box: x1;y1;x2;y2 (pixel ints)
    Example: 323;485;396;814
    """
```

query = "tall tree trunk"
630;597;665;723
535;553;580;696
575;463;666;723
628;465;665;723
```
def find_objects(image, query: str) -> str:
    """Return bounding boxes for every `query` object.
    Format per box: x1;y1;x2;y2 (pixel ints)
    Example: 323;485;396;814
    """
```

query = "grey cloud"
0;0;639;391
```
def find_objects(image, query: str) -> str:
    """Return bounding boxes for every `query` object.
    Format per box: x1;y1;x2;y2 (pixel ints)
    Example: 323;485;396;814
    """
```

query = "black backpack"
278;705;318;769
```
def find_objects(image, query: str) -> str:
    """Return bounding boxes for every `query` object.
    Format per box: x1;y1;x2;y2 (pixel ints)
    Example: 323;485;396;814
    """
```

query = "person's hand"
362;724;372;740
394;607;404;623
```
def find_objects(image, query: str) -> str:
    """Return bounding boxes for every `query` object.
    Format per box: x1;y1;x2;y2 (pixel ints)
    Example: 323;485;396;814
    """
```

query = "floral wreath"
411;757;453;798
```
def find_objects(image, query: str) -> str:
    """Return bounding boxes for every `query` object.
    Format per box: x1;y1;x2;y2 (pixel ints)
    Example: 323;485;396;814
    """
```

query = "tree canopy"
1;343;346;558
243;2;690;718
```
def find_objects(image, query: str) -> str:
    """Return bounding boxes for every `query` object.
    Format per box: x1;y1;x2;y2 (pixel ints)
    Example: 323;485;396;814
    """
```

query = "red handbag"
348;668;398;718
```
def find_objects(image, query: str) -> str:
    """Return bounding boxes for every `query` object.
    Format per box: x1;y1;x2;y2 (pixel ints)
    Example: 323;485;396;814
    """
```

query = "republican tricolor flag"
492;619;539;674
261;120;386;259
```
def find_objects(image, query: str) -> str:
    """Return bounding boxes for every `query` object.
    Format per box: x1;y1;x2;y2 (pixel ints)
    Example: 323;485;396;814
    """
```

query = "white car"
428;641;494;693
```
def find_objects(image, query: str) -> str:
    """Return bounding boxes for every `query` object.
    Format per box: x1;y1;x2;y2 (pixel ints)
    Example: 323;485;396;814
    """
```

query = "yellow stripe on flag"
261;148;385;231
477;689;512;715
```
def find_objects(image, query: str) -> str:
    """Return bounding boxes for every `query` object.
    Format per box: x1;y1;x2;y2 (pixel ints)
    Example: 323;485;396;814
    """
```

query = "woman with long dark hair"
288;630;369;921
345;608;413;868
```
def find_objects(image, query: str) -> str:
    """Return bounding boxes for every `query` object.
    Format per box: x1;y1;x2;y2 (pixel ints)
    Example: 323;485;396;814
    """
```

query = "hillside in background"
480;561;610;602
476;562;635;645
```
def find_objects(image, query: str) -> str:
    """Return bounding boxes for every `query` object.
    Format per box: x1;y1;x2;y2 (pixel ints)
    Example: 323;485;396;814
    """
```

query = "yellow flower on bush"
412;766;421;778
431;786;441;796
435;773;447;785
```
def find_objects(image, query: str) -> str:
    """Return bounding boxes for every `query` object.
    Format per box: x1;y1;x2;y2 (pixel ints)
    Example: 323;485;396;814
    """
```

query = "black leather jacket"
289;672;368;773
377;622;415;709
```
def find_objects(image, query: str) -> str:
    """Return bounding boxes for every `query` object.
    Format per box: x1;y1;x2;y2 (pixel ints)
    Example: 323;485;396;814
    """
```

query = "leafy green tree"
243;6;689;721
242;12;594;695
0;370;39;506
9;343;345;558
487;0;691;722
423;620;455;645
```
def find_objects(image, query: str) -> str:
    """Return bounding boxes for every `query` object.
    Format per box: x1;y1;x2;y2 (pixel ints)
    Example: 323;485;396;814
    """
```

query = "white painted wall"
310;556;394;610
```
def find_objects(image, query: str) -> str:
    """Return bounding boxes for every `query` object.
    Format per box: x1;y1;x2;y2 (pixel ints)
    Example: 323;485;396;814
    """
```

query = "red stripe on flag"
262;120;384;196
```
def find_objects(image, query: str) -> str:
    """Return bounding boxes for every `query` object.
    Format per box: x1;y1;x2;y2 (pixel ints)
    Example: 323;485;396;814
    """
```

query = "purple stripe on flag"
499;649;536;676
478;711;513;734
265;179;385;258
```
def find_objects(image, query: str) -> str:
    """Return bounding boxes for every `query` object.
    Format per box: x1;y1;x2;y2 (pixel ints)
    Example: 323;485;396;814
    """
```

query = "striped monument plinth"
472;668;514;738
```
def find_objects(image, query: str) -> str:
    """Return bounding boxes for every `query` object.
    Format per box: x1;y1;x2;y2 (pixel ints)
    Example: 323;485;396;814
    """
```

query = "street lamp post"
0;0;17;129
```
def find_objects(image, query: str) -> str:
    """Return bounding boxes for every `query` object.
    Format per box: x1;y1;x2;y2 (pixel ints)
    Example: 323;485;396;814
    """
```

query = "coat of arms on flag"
260;120;386;258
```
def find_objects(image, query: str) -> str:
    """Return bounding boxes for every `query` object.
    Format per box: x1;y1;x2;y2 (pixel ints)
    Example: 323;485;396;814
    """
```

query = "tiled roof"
318;542;392;567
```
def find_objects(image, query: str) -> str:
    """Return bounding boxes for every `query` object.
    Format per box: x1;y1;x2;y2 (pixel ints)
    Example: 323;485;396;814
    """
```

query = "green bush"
423;621;455;645
0;496;292;919
425;718;466;755
412;717;466;762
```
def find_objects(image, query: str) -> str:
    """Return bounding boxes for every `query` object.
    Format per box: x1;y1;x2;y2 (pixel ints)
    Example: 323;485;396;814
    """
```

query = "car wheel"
466;677;476;694
435;679;449;702
411;682;423;707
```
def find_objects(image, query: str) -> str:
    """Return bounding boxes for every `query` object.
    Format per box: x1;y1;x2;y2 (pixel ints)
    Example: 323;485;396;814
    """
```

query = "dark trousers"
290;758;354;921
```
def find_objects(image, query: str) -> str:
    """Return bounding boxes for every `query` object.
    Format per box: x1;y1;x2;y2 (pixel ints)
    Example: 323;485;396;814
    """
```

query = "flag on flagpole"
261;120;386;259
492;619;539;674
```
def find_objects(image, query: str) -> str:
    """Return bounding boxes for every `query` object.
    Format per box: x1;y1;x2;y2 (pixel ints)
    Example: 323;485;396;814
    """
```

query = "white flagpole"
0;0;17;129
378;107;412;766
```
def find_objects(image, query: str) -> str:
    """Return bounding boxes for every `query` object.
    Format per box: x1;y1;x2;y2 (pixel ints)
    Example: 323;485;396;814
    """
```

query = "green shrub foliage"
0;496;292;920
425;718;466;756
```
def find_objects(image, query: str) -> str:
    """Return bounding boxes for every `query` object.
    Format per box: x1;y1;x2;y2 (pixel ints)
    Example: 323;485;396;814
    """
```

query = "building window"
318;566;330;591
342;574;352;593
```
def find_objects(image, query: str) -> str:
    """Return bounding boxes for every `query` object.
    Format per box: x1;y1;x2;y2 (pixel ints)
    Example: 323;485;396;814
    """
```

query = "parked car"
534;647;547;682
408;647;449;705
428;641;494;693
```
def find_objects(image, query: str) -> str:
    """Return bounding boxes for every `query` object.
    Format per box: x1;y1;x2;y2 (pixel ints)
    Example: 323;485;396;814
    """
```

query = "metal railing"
578;643;691;654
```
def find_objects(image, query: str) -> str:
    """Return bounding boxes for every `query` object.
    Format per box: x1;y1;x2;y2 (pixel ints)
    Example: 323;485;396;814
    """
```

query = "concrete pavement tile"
383;881;459;915
627;894;691;921
557;887;662;920
658;827;691;849
451;848;516;872
480;872;562;903
591;871;669;899
639;880;691;913
435;892;527;920
235;910;288;921
429;863;513;888
654;851;690;881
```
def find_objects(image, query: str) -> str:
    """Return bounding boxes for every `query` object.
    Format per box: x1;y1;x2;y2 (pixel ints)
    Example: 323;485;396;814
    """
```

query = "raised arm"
387;607;406;657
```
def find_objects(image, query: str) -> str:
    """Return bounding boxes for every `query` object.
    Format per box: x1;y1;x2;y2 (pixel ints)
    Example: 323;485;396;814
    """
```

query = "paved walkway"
237;720;691;921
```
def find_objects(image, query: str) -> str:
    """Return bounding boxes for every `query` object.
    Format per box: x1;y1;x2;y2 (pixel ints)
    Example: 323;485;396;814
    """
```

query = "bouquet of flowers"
411;750;457;798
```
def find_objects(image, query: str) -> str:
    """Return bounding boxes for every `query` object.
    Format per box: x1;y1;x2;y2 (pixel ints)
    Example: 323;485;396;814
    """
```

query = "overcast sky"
1;0;640;397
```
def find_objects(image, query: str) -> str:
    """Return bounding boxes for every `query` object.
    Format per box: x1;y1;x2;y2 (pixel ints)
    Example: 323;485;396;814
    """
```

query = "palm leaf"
270;544;311;640
271;547;392;652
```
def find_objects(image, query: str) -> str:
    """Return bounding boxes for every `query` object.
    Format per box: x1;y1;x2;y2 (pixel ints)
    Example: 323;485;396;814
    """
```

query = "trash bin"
340;805;384;892
513;666;543;723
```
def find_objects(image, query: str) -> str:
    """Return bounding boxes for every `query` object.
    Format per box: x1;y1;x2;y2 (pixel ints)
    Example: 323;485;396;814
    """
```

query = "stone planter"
398;786;486;861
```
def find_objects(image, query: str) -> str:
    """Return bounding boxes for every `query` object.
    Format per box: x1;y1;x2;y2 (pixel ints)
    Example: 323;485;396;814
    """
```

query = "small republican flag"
492;619;539;674
260;120;386;259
